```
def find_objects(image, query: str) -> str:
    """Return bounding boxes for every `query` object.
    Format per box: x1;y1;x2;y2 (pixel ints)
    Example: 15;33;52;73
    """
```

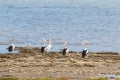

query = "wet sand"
0;47;120;79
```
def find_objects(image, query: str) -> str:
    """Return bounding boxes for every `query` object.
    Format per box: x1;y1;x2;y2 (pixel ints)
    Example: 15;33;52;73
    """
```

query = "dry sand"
0;47;119;80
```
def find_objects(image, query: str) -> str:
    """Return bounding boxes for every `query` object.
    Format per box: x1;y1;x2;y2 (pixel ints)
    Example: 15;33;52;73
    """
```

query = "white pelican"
7;39;15;52
82;40;89;58
44;38;52;53
82;48;88;58
40;38;46;53
62;41;69;56
41;38;52;53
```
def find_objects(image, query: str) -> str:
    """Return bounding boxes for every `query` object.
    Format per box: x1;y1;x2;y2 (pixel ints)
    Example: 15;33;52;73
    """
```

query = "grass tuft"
0;77;18;80
34;78;54;80
86;77;107;80
116;78;120;80
57;77;69;80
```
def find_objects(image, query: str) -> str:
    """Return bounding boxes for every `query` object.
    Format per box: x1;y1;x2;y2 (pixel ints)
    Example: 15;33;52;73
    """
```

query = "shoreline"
0;47;119;79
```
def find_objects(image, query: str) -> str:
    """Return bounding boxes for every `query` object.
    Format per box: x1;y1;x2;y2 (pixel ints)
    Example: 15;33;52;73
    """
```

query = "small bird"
7;39;15;52
62;41;69;56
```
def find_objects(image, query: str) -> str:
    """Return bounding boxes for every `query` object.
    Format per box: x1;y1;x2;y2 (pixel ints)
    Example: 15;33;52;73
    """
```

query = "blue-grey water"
0;6;120;53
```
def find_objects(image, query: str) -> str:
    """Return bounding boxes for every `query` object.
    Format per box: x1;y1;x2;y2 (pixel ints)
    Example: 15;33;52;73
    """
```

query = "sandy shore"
0;47;120;79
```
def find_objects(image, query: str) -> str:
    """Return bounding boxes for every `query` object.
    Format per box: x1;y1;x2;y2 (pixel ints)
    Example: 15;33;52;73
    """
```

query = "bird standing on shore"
82;48;88;58
82;40;89;58
40;38;46;53
7;38;15;52
44;38;52;53
62;41;69;56
40;38;52;53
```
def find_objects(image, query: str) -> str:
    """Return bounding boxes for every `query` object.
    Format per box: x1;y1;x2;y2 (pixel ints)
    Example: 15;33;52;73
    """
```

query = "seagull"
7;39;15;52
81;40;89;58
62;41;69;56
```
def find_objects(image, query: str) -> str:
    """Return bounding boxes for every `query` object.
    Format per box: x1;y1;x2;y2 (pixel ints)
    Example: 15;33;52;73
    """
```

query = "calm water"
0;6;120;53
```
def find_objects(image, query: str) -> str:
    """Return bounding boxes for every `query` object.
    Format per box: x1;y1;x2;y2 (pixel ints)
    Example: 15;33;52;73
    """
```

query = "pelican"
44;38;52;53
7;39;15;52
40;38;52;53
62;41;69;56
82;48;88;58
81;40;89;58
40;38;46;53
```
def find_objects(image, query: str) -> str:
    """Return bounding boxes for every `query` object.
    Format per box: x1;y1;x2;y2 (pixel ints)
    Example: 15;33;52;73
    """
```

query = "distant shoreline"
0;46;119;54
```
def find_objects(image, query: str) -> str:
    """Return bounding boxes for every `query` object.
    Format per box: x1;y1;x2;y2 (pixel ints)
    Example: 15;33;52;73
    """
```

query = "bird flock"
7;38;89;58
